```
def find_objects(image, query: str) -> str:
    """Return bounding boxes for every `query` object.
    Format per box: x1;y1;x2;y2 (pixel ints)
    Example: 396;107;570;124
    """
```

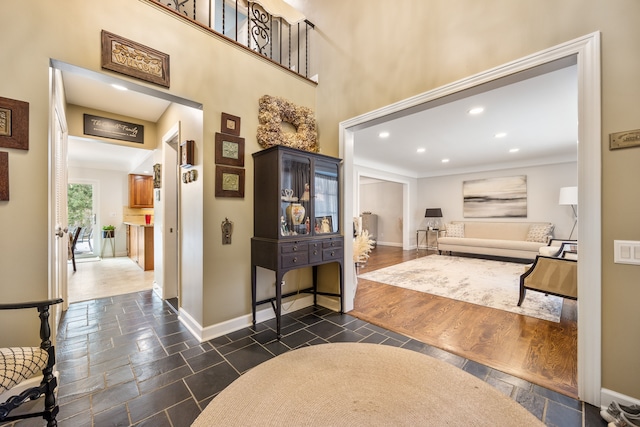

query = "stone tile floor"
4;290;606;426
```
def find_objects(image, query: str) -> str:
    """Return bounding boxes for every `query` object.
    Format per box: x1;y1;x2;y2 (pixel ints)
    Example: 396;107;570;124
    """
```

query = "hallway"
68;257;153;303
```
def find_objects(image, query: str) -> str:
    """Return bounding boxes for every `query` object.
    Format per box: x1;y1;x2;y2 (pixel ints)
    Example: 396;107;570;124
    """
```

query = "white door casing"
50;67;70;314
340;33;601;405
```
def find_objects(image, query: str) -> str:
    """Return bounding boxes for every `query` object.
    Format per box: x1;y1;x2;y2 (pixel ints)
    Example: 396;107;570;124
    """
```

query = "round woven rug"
192;343;543;426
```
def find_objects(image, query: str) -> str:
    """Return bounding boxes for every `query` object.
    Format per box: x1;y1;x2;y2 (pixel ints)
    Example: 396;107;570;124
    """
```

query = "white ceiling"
354;64;578;179
63;69;171;174
62;62;577;178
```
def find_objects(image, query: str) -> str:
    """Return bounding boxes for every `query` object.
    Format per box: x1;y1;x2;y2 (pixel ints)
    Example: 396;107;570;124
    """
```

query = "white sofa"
437;221;554;261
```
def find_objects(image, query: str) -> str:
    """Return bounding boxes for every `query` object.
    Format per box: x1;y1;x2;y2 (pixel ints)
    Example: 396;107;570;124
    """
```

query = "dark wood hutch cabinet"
251;145;344;338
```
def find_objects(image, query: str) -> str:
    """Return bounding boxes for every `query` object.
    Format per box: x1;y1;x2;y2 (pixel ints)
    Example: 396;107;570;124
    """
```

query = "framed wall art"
0;96;29;150
215;165;245;198
101;30;170;88
221;112;241;136
0;151;9;200
463;175;527;218
215;132;245;167
153;163;161;188
180;140;194;168
83;114;144;143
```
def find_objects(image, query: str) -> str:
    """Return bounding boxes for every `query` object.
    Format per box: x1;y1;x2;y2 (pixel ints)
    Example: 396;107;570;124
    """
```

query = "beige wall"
0;1;315;342
291;0;640;401
2;0;639;403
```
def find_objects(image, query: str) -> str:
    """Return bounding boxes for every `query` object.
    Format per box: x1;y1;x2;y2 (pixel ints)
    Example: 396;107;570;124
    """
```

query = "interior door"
50;68;70;313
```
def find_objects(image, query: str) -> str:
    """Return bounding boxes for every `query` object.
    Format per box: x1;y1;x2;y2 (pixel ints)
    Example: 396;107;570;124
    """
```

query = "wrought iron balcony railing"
151;0;316;81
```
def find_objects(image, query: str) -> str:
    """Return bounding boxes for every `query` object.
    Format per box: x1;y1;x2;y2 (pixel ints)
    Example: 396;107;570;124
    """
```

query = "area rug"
358;254;562;322
192;343;543;426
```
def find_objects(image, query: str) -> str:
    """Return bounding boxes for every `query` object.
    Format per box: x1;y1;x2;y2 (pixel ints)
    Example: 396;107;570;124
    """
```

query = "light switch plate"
614;240;640;265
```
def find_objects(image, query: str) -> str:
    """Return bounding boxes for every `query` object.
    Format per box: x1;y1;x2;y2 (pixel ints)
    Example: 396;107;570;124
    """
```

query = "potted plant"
102;225;115;238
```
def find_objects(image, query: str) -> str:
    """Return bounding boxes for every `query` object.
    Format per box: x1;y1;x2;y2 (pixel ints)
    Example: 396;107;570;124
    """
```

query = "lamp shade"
425;208;443;218
558;187;578;205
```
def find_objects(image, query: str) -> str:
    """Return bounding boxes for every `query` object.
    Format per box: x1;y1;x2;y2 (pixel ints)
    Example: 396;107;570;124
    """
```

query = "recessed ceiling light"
509;148;519;153
111;84;128;91
378;131;390;138
468;107;484;115
495;132;507;138
416;148;426;153
441;158;450;163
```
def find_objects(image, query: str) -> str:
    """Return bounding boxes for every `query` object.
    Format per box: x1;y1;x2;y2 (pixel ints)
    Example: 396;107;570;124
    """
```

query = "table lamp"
425;208;443;230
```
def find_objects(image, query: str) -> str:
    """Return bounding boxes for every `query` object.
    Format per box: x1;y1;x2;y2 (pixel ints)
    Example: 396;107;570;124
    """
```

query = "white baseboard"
601;388;640;411
375;241;403;248
177;293;341;343
152;283;163;299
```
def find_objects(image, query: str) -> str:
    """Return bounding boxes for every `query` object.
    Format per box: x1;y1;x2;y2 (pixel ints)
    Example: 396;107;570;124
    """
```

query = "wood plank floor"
348;246;578;398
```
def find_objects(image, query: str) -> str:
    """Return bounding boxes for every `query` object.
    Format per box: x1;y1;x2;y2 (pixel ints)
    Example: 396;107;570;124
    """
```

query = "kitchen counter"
126;223;154;270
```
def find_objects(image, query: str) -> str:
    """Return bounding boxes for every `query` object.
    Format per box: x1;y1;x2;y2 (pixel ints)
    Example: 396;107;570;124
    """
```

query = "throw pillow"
526;224;554;243
445;223;464;238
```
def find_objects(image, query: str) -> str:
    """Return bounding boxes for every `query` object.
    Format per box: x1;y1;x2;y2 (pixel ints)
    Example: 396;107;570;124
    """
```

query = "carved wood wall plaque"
101;30;170;88
610;129;640;150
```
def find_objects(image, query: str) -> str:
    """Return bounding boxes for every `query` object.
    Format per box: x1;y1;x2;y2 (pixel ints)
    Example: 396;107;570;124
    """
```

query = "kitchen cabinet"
128;174;153;208
127;224;154;270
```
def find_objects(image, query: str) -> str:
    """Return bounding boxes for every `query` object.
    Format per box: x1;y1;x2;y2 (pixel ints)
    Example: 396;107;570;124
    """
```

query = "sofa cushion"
445;223;464;237
451;221;534;240
526;223;554;243
438;237;544;252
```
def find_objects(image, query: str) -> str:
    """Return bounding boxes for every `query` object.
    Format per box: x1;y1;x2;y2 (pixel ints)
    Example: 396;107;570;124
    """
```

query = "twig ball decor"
257;95;318;152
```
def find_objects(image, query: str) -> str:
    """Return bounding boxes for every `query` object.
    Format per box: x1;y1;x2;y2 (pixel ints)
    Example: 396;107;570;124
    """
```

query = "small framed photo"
315;216;333;234
215;165;245;198
0;151;8;200
0;96;29;150
221;113;241;136
215;133;245;167
180;140;194;168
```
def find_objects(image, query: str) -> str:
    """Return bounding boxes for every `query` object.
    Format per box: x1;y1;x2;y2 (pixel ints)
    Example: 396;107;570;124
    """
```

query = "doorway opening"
341;33;601;404
50;59;203;309
68;182;97;259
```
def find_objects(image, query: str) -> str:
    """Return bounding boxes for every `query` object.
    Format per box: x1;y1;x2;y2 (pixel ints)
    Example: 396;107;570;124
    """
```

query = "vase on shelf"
286;203;306;226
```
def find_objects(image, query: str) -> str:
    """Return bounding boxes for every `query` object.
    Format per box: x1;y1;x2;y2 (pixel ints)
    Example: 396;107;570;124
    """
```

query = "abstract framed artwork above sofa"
463;175;527;218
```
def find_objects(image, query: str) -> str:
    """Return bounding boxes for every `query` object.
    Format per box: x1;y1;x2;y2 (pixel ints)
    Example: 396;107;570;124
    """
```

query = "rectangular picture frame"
101;30;170;88
215;165;245;198
0;151;8;200
215;133;245;167
180;140;194;168
463;175;527;218
221;112;241;136
315;216;333;234
0;96;29;150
